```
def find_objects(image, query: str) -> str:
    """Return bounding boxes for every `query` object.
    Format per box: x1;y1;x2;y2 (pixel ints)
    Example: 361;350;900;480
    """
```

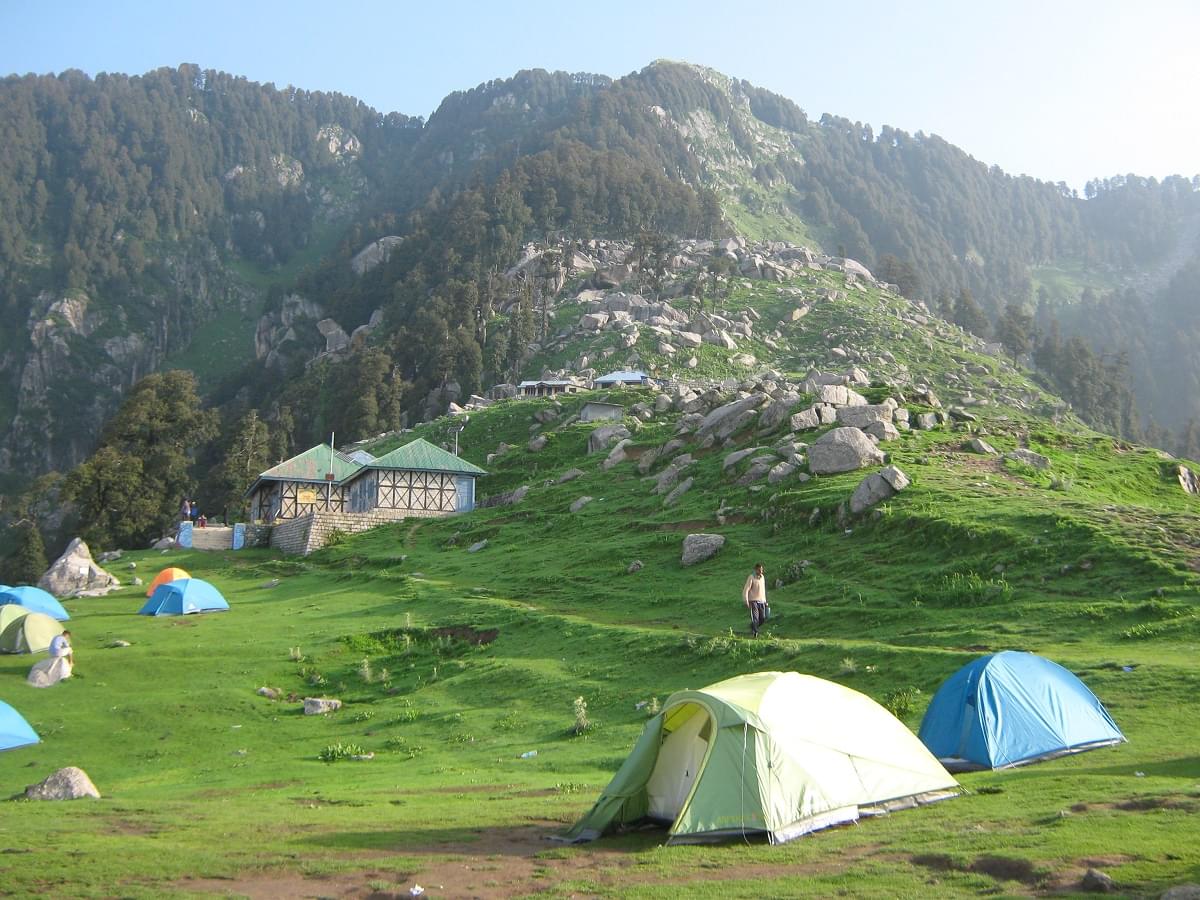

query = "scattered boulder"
556;468;585;484
967;437;998;455
467;540;489;553
1161;886;1200;900
723;447;760;471
1081;868;1115;893
257;687;281;700
915;412;939;430
808;427;886;474
303;698;342;715
849;466;910;514
863;420;900;442
601;438;632;471
697;394;768;441
835;403;894;429
1007;448;1050;470
151;537;175;550
588;424;631;454
131;577;143;586
768;461;796;485
528;435;548;452
815;384;867;406
737;455;778;486
108;639;131;648
25;767;100;800
681;534;725;566
789;408;820;431
663;477;695;507
39;538;120;598
97;550;123;563
757;395;800;433
626;560;643;574
570;496;593;513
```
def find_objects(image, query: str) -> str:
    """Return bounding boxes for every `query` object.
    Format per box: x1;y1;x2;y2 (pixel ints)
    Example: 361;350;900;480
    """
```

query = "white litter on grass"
409;885;424;897
520;750;538;759
1135;771;1146;777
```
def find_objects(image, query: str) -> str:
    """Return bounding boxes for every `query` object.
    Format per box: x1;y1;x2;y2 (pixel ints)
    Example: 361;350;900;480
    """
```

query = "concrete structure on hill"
519;378;584;397
594;370;651;388
243;438;486;554
580;401;625;423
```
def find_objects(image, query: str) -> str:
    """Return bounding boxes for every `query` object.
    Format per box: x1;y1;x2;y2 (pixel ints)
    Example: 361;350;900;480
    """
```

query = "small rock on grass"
467;540;488;553
303;697;342;715
1081;868;1115;893
109;639;131;648
257;687;280;700
627;560;643;574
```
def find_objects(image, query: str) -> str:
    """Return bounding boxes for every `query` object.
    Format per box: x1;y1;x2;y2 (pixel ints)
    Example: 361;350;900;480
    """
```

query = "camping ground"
1;388;1199;897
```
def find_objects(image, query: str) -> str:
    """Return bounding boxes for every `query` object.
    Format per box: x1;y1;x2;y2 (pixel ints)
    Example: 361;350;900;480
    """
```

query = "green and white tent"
564;671;959;844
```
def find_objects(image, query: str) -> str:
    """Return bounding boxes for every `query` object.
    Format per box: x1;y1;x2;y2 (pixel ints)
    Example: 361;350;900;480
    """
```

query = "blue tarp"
0;700;40;751
918;651;1125;770
138;579;229;616
0;586;70;621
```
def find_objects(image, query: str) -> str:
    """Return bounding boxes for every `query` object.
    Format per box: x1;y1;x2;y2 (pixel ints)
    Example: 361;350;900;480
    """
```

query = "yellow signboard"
297;489;318;504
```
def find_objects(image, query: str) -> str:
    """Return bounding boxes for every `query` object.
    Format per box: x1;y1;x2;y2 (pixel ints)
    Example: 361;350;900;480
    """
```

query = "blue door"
454;476;474;512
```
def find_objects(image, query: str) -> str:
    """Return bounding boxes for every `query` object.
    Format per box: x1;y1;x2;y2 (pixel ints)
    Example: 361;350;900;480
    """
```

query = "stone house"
518;378;584;397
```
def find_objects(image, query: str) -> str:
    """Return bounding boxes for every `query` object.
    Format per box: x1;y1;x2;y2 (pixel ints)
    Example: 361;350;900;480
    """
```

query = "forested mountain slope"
1;60;1197;486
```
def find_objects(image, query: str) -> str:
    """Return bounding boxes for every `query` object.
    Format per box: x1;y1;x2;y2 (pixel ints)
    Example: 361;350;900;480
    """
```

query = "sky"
2;0;1197;190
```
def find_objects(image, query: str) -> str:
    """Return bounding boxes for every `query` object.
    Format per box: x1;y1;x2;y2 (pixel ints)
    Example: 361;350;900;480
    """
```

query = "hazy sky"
2;0;1197;189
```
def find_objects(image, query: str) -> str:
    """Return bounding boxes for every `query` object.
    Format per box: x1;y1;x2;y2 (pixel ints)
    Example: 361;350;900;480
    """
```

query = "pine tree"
953;288;991;337
996;300;1034;359
4;523;47;585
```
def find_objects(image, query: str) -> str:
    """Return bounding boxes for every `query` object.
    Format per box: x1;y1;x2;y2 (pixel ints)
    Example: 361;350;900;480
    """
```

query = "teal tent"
919;651;1125;770
138;579;229;616
0;586;69;621
0;700;40;751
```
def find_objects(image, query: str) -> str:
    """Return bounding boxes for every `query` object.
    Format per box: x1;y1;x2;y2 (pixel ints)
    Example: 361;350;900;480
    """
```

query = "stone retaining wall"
266;507;453;555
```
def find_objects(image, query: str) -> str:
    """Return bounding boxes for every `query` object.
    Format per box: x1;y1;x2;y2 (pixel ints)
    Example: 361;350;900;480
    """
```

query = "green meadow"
3;271;1199;897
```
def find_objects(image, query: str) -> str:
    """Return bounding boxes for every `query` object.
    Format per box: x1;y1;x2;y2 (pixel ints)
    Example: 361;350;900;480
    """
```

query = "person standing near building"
743;563;768;637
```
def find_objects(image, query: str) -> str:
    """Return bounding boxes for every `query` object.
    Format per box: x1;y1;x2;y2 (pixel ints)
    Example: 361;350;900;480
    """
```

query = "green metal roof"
370;438;486;476
258;444;364;483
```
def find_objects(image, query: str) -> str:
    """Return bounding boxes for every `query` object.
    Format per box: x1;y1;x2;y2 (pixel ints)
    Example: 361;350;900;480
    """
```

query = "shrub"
883;687;922;720
839;657;858;675
357;658;374;684
318;742;366;763
572;696;592;735
917;572;1012;608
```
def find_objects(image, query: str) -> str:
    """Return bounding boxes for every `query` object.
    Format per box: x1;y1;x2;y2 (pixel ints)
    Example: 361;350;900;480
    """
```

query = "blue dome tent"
918;651;1125;771
0;586;69;621
138;579;229;616
0;700;40;752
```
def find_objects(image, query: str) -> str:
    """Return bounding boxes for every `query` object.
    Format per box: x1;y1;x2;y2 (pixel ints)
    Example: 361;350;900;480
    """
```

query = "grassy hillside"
2;275;1198;898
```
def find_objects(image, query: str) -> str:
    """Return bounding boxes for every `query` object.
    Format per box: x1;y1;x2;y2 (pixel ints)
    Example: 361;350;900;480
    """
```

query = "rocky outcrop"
316;124;361;160
350;236;403;276
1007;448;1050;470
808;427;886;474
255;293;325;368
303;697;342;715
38;538;119;598
1177;465;1199;495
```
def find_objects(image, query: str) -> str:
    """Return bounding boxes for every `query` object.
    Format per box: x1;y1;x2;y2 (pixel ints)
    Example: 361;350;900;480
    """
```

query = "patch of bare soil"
970;855;1042;884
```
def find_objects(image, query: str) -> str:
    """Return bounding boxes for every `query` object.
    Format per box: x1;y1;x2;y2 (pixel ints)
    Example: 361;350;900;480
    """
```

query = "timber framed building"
244;438;486;554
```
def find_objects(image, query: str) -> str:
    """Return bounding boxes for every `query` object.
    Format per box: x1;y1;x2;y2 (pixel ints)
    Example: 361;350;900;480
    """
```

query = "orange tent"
145;567;191;597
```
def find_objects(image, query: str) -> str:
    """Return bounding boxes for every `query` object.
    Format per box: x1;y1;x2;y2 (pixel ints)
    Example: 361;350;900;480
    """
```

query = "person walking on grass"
743;563;768;637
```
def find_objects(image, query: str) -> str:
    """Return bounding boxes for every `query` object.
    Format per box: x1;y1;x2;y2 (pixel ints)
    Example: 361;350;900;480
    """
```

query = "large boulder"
757;394;801;433
1007;448;1050;470
790;408;821;431
588;424;631;454
849;465;911;514
697;394;768;442
39;538;119;598
808;427;886;475
835;402;895;429
815;384;867;407
25;767;100;800
681;534;725;566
